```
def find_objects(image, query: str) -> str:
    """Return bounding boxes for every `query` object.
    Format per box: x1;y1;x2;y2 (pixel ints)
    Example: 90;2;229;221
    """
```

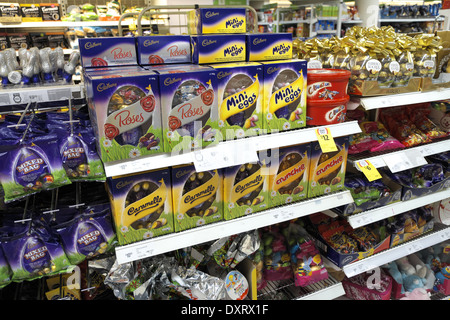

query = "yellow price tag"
356;160;382;182
315;127;337;153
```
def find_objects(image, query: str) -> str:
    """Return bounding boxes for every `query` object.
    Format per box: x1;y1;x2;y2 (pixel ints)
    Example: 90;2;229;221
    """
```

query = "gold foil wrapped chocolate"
413;34;442;78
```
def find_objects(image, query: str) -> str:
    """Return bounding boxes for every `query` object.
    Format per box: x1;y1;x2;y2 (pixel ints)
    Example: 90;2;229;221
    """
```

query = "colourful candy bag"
0;241;12;288
287;223;328;287
261;225;292;281
345;173;392;206
1;216;73;282
51;203;116;265
0;129;72;203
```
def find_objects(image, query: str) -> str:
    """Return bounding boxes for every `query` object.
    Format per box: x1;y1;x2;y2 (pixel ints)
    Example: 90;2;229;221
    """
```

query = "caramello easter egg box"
84;67;163;163
155;65;219;152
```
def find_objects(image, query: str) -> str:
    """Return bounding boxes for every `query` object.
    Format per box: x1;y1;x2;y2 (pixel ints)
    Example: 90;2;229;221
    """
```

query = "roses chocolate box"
136;35;191;65
79;36;137;68
84;67;164;163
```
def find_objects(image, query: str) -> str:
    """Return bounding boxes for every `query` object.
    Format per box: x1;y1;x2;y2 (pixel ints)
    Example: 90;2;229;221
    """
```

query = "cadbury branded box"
260;59;307;132
223;153;269;220
191;34;246;65
308;136;348;198
107;168;174;246
156;65;219;152
210;62;264;139
136;35;191;65
84;68;163;163
79;37;137;68
171;164;223;232
188;8;246;35
246;33;293;62
267;143;310;207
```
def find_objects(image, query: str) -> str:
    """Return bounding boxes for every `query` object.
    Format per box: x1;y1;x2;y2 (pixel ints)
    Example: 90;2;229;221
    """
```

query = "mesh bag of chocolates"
412;34;442;78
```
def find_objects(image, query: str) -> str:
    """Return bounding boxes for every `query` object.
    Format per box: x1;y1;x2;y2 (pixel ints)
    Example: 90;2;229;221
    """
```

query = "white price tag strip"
382;152;412;173
193;142;258;172
404;148;427;168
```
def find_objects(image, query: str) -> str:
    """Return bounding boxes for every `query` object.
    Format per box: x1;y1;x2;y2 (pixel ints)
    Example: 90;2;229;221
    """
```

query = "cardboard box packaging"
246;33;293;62
136;35;191;65
188;8;246;34
191;34;246;64
79;37;137;68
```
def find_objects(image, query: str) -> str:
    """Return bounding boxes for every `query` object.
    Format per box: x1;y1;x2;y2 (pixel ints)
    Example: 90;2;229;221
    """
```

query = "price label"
315;127;337;153
356;160;382;181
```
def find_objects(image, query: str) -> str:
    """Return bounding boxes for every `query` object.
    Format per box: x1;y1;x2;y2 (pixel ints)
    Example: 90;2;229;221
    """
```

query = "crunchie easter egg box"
267;143;310;207
171;164;223;232
136;35;191;65
223;153;270;220
106;168;174;246
155;65;219;153
79;37;137;68
188;8;246;35
260;59;307;133
84;68;164;163
308;136;349;198
210;62;264;139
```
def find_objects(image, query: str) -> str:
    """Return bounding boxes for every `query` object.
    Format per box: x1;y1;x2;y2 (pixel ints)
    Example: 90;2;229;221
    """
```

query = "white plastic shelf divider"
103;121;361;177
359;88;450;110
0;83;84;107
297;279;346;300
347;188;450;229
351;138;450;170
114;190;353;264
342;224;450;278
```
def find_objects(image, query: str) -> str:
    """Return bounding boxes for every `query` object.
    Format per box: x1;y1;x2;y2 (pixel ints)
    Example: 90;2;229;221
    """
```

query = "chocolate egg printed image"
124;181;165;230
223;74;256;127
21;237;53;275
234;163;263;206
171;79;212;137
317;147;342;186
107;85;151;146
182;171;217;217
75;221;107;257
61;135;89;178
277;152;303;195
14;147;53;192
272;69;299;119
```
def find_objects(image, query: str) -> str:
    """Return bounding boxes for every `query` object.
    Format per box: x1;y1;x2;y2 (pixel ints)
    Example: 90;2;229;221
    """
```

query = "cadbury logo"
267;66;280;74
143;39;160;47
176;169;192;179
217;71;232;79
84;41;102;50
164;77;182;86
116;180;134;190
253;38;267;46
97;82;117;92
205;11;219;18
202;39;217;47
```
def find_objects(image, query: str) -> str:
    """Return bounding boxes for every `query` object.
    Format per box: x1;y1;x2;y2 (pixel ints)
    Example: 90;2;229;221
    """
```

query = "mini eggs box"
106;167;174;246
260;59;307;132
84;68;163;163
171;164;223;232
191;34;246;65
308;136;349;198
267;143;311;207
210;62;264;139
223;154;270;220
246;33;293;62
78;37;137;68
155;65;219;152
136;35;191;65
188;8;246;34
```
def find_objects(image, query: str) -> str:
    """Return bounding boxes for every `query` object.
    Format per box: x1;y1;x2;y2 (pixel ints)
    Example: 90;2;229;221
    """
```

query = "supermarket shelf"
0;20;154;28
316;29;336;34
359;88;450;110
342;223;450;278
350;138;450;171
341;19;363;24
346;188;450;229
0;83;85;109
380;17;444;23
103;120;361;177
114;190;354;264
257;276;345;300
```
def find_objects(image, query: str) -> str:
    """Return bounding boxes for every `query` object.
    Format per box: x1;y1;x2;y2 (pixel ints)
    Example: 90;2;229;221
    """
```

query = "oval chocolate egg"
14;147;50;190
61;135;89;178
277;152;303;194
233;163;263;206
22;236;51;274
107;85;149;146
172;80;210;137
125;181;163;229
223;74;255;127
272;69;298;119
75;221;106;257
182;171;216;217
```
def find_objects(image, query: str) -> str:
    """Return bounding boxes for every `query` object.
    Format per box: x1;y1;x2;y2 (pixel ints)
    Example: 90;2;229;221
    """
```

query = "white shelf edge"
380;17;444;23
347;188;450;229
298;281;346;300
350;138;450;170
359;88;450;110
315;29;336;34
115;190;353;264
0;20;154;28
342;224;450;278
104;121;361;177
